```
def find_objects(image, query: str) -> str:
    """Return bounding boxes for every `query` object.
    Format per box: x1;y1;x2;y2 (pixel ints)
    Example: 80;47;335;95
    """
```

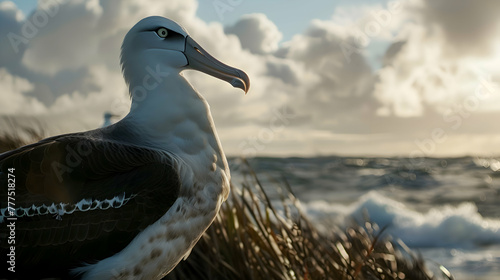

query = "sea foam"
303;191;500;248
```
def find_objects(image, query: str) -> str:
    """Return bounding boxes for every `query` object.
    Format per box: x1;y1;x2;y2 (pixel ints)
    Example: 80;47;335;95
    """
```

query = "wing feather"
0;133;182;278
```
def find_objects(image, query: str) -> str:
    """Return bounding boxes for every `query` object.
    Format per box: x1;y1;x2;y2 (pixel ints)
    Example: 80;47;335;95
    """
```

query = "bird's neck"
123;72;209;145
125;72;203;130
120;71;230;186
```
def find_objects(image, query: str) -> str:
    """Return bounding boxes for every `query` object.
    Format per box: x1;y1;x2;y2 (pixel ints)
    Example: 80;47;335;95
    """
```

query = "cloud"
0;1;24;68
18;0;199;75
1;0;500;156
276;19;377;131
225;13;282;54
417;0;500;57
372;0;500;118
0;68;46;115
0;0;380;155
0;0;201;110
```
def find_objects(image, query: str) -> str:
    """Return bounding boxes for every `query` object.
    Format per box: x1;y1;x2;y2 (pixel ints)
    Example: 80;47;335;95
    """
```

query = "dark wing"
0;134;181;279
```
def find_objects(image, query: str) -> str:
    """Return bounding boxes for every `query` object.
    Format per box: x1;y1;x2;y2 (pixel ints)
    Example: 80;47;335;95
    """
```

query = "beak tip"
230;77;250;94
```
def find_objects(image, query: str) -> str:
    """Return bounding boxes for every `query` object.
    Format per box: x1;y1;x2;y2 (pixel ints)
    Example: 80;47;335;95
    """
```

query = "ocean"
229;156;500;280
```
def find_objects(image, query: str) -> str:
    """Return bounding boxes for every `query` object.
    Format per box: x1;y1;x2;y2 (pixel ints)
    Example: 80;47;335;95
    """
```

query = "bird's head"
121;16;249;93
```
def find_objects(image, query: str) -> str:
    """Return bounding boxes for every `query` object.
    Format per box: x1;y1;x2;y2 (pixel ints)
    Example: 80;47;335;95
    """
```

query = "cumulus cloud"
1;0;500;156
0;0;281;133
276;19;377;131
0;68;46;115
417;0;500;57
372;0;500;118
0;1;24;69
374;28;478;117
225;13;282;54
18;0;199;75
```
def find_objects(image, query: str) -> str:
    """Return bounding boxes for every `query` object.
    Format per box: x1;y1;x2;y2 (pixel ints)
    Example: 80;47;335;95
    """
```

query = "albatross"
0;16;249;279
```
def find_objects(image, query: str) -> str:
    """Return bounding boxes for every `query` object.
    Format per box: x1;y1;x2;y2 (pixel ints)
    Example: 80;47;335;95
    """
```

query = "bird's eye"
156;28;169;38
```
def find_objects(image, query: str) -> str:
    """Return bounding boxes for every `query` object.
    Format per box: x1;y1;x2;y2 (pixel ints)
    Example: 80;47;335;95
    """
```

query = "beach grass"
0;123;453;280
166;160;451;280
0;117;46;153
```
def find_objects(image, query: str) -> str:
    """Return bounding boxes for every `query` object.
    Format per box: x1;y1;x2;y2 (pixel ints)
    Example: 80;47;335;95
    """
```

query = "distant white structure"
101;112;118;127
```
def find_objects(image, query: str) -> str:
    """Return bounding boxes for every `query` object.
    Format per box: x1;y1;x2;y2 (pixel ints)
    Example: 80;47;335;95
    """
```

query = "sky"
1;0;500;157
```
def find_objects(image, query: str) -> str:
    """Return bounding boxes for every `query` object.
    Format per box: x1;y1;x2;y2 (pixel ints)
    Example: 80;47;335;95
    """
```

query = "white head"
120;16;249;94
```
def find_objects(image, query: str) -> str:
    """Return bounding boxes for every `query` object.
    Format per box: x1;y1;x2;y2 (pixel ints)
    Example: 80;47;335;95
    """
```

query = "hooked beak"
183;36;250;94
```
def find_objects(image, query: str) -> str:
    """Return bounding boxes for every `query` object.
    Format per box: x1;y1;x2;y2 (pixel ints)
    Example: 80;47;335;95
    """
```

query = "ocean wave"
303;191;500;248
